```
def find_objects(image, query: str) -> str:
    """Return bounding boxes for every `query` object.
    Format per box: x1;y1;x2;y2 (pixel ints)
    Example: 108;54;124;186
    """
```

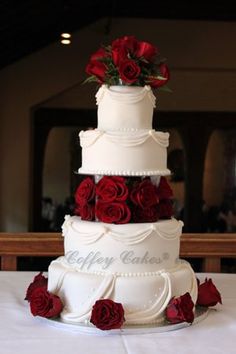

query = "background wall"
0;18;236;231
43;127;75;205
203;130;225;206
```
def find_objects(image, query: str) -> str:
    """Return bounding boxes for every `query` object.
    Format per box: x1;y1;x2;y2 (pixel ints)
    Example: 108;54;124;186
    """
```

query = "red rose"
133;205;159;223
90;48;109;62
130;178;159;208
79;203;95;221
90;299;125;330
96;176;128;202
166;292;194;324
136;41;158;61
148;63;170;88
158;199;173;219
30;287;63;318
96;201;131;224
197;278;222;307
85;60;107;83
118;59;141;84
112;36;138;55
75;177;95;205
112;46;128;66
112;41;126;67
157;177;173;200
25;272;48;302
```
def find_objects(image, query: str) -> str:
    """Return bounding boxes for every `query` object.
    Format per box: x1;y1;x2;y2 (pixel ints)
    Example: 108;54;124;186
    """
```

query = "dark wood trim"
1;232;236;272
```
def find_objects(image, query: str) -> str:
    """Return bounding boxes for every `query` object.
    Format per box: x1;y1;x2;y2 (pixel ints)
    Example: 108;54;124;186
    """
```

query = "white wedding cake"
47;84;198;326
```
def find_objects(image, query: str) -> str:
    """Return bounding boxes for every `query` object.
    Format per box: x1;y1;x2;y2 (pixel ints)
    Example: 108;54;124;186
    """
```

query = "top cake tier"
96;85;156;131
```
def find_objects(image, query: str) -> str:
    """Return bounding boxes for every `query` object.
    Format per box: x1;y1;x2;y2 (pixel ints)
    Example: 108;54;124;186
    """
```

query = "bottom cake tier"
48;258;198;325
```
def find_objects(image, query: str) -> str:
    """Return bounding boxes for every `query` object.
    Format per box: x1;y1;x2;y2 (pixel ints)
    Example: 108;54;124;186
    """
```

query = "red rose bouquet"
85;35;170;90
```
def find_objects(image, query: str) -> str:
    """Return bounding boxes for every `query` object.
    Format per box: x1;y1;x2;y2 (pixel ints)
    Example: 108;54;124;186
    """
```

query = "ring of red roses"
74;176;174;224
25;273;222;330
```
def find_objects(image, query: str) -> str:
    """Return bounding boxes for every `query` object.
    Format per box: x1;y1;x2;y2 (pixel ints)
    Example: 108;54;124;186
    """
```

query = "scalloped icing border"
62;215;183;245
96;85;156;107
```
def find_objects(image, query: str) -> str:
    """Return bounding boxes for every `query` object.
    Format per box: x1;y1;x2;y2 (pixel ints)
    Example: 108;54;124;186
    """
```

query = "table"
0;272;235;354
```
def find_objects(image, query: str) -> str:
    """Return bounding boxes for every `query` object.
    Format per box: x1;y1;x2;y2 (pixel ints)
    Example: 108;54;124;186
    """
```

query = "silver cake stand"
37;306;209;336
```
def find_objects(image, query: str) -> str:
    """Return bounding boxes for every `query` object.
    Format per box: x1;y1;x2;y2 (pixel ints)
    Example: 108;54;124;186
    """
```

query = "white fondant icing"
78;85;170;175
62;215;183;244
48;260;198;325
96;85;156;131
79;130;169;176
80;129;169;148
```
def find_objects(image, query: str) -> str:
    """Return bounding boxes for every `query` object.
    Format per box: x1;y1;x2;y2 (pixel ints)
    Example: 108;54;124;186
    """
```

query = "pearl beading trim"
78;168;171;176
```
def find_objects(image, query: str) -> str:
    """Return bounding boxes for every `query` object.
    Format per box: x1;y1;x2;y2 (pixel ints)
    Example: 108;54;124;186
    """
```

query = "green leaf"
82;76;98;85
159;85;172;93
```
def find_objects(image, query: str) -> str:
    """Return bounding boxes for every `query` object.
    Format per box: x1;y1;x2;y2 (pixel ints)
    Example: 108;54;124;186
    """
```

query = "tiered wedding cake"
47;36;198;327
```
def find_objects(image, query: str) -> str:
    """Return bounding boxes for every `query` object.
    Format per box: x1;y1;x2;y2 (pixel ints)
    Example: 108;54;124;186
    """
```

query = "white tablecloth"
0;272;235;354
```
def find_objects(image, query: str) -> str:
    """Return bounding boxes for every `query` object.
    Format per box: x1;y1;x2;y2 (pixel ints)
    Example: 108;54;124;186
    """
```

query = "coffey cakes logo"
65;250;170;270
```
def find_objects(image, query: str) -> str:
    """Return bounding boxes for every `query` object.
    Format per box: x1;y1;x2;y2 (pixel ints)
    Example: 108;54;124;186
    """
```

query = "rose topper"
85;35;170;90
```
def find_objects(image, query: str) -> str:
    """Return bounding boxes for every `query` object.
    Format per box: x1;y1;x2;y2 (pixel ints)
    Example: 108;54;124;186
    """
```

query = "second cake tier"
78;129;170;176
62;216;182;273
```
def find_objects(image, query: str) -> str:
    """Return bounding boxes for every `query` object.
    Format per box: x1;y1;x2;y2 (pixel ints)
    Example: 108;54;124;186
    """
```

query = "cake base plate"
37;306;209;335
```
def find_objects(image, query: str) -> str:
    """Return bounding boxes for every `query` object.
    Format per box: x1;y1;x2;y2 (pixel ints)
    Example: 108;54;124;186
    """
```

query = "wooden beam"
0;232;235;271
0;233;63;258
180;233;236;258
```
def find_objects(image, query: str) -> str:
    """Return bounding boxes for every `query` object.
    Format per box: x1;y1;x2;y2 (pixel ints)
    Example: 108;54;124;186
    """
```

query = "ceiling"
0;0;235;70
